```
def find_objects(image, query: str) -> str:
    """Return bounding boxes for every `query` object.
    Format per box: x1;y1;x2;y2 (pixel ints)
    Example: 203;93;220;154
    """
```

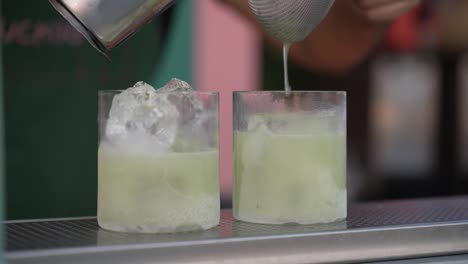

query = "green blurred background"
3;0;192;219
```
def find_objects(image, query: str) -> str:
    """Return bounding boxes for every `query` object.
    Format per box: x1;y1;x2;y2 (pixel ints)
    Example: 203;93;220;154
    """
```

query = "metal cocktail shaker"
49;0;175;58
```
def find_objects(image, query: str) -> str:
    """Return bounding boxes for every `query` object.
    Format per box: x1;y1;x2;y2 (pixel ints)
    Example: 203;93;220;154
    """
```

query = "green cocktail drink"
98;81;219;233
234;128;346;224
233;91;346;225
98;144;219;233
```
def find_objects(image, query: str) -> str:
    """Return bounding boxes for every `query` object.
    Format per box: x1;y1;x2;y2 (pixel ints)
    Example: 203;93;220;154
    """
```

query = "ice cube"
105;79;213;152
247;115;270;131
240;115;272;166
157;79;212;152
158;78;204;119
106;81;179;151
158;78;193;92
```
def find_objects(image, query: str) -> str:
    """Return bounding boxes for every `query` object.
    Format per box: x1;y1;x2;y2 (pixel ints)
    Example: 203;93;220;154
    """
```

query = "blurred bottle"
438;0;468;51
369;3;441;198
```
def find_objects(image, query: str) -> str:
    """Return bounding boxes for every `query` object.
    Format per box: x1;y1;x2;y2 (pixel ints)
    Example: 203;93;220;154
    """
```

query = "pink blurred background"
194;0;261;200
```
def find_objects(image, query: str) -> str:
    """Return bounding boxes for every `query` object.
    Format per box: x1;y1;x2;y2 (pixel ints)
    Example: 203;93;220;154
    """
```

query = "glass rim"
233;90;346;95
98;90;219;96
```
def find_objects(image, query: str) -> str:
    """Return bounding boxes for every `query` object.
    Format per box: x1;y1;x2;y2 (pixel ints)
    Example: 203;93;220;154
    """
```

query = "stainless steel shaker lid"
49;0;176;61
49;0;110;60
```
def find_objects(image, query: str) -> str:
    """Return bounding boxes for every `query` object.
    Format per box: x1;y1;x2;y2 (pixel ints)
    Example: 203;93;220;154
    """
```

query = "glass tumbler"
233;91;346;225
98;90;219;233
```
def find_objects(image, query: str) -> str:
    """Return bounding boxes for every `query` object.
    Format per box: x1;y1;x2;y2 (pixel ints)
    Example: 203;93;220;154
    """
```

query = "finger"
355;0;413;9
365;0;420;22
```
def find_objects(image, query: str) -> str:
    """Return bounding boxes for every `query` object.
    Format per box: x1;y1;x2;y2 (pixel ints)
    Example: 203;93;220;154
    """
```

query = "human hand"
353;0;421;22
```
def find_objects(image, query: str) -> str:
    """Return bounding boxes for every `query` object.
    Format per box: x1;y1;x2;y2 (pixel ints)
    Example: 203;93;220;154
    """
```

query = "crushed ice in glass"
105;79;210;152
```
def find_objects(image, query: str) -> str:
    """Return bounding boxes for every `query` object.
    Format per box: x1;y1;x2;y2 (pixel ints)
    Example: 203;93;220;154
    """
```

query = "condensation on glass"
98;90;219;233
233;91;346;225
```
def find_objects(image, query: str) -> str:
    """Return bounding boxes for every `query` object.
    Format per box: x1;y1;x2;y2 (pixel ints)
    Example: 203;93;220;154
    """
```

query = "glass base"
234;212;347;225
98;220;219;234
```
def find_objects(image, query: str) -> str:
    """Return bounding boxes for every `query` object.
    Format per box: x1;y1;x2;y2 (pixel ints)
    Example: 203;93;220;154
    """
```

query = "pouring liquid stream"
283;43;292;94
